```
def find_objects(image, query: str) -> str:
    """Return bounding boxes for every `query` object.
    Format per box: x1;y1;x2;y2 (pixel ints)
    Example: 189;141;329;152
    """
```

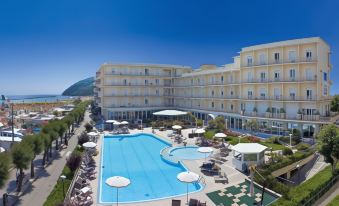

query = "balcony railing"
242;57;317;67
106;72;176;77
242;76;317;84
103;83;164;87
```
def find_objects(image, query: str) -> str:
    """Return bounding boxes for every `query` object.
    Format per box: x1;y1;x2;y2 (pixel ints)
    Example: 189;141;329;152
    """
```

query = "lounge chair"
214;172;228;184
189;198;199;206
172;199;181;206
198;201;207;206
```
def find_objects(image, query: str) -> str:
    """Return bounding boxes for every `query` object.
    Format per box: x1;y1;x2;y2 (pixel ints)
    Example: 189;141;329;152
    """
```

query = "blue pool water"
99;133;202;203
169;146;212;160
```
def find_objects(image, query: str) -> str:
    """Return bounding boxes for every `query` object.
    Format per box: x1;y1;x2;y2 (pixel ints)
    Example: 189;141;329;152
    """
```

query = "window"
274;71;280;81
221;76;224;82
289;88;296;100
323;72;327;81
323;86;328;95
288;50;296;62
155;79;159;85
145;68;149;75
306;89;313;100
211;102;214;108
221;91;224;96
156;90;159;95
259;54;266;65
289;69;296;80
274;52;280;63
145;80;149;85
247;56;253;66
221;104;224;109
230;91;234;96
247;90;253;99
247;71;253;82
145;99;148;105
274;88;281;99
241;103;246;111
231;104;234;111
306;69;313;80
123;79;127;85
191;79;193;85
260;72;266;82
260;88;266;99
211;90;214;96
306;50;312;61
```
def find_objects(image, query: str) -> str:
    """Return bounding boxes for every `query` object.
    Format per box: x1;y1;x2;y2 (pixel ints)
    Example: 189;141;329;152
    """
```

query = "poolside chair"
214;172;228;184
172;199;181;206
189;198;199;206
198;201;207;206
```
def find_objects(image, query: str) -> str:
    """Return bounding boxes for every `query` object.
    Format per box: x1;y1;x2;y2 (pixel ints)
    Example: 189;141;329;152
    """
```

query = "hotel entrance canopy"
152;110;187;116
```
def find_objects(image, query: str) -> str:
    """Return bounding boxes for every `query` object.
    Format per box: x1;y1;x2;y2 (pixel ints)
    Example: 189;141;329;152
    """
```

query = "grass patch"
326;194;339;206
225;136;250;145
260;142;286;151
272;165;339;206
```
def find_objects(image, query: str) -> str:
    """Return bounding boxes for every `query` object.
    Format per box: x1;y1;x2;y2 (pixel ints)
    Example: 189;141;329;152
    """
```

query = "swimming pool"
99;133;202;204
169;146;212;160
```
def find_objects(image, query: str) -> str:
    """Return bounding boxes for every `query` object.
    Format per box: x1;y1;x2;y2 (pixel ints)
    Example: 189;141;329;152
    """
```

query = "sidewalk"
0;111;90;206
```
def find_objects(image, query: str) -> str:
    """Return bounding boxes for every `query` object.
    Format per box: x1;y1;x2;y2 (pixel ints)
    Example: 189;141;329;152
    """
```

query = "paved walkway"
0;111;90;206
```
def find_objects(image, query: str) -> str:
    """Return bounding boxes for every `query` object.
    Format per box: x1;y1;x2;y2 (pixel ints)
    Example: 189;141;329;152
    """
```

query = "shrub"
246;136;261;143
78;132;89;145
282;147;293;155
292;129;301;144
84;122;93;133
296;143;311;151
66;151;82;173
204;130;216;139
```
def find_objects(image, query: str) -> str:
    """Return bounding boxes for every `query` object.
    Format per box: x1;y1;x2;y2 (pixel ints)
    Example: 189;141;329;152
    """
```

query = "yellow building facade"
95;37;332;137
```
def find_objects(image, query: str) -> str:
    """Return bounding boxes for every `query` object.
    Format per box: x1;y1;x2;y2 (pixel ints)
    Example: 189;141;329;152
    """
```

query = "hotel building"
95;37;332;137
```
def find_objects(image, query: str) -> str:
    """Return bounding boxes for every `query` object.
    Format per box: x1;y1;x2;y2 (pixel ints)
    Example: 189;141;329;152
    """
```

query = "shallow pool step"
160;146;180;165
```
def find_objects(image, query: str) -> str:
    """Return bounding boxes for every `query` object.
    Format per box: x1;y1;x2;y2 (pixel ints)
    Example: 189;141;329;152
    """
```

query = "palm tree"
23;135;44;178
48;131;58;157
11;142;33;192
58;121;67;146
41;134;51;166
0;152;11;188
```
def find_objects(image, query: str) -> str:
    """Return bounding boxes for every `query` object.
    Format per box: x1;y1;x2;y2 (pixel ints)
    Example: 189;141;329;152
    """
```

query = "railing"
242;57;317;67
242;76;317;84
103;83;165;87
106;72;176;77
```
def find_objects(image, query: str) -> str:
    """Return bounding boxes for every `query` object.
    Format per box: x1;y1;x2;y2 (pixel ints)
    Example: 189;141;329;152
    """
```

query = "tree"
11;142;33;192
22;135;44;178
78;132;89;146
330;95;339;112
246;119;259;132
66;151;82;173
317;124;339;173
58;121;68;146
85;122;93;133
41;134;51;166
292;128;301;144
0;152;11;188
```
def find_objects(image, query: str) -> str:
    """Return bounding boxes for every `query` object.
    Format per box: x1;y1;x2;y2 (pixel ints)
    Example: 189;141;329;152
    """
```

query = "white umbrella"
113;122;121;126
106;176;131;206
106;120;116;123
87;132;98;136
82;142;97;148
177;171;200;204
214;133;227;138
172;125;182;130
195;128;205;134
197;147;213;162
120;121;129;125
0;147;5;153
0;122;3;127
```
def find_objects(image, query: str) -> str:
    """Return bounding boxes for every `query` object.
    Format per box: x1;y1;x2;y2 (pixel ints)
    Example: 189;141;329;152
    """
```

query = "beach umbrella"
0;147;5;153
177;171;200;204
214;133;227;138
195;128;205;134
172;125;182;130
197;147;213;162
113;122;121;126
120;121;129;125
106;176;131;206
87;132;98;136
82;142;97;148
105;120;116;123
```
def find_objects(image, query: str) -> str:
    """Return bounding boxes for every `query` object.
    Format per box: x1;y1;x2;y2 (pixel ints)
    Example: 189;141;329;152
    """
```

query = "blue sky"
0;0;338;95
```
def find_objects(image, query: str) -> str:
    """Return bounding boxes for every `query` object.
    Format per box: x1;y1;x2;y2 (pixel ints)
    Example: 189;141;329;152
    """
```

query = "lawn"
326;194;339;206
260;142;286;151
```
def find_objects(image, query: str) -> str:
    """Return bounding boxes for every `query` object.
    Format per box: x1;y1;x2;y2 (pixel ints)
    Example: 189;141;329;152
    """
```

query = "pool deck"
91;127;248;206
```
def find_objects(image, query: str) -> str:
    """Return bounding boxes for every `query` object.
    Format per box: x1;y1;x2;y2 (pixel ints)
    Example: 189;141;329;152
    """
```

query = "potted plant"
297;109;302;120
252;107;257;116
265;107;271;118
280;108;286;119
314;110;320;120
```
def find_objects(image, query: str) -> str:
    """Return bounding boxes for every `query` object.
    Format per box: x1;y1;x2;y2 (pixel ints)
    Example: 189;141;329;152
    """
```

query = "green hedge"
272;166;339;206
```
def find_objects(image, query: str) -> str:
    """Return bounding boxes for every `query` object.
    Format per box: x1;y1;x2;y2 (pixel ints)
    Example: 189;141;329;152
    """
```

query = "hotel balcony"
242;57;317;68
103;83;165;87
106;72;177;78
242;76;317;84
243;95;331;102
96;71;101;77
103;94;163;97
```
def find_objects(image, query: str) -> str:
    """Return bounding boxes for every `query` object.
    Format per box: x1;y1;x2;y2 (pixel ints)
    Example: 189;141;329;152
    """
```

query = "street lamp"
289;133;292;148
60;175;66;199
296;164;300;185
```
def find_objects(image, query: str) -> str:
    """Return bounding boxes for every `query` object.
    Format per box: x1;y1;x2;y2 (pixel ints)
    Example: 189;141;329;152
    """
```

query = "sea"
0;95;73;104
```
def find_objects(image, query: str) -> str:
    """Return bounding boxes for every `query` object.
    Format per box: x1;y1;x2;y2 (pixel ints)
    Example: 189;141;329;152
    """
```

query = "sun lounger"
198;201;207;206
214;172;228;184
189;198;199;206
172;199;181;206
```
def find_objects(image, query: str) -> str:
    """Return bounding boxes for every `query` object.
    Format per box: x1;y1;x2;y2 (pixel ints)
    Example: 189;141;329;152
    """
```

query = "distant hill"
62;77;94;96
